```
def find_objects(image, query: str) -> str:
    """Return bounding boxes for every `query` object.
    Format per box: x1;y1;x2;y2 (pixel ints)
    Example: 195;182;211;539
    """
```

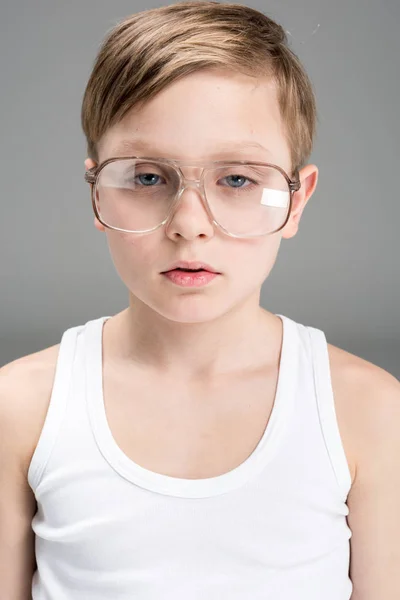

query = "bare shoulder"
0;344;61;479
327;341;399;486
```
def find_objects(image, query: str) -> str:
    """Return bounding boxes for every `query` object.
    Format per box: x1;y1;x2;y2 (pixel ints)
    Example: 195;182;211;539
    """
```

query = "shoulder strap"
307;325;353;500
27;324;83;491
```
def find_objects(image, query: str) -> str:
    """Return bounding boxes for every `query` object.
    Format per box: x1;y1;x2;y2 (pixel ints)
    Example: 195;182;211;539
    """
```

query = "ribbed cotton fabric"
28;314;353;599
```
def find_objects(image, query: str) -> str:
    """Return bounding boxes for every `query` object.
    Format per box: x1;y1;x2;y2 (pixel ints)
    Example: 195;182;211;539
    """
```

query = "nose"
164;180;215;241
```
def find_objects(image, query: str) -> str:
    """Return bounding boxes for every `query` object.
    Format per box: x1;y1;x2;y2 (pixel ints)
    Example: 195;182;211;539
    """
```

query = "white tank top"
28;314;353;599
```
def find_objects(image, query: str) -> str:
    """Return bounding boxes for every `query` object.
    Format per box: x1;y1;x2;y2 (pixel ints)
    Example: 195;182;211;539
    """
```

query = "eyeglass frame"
84;156;301;239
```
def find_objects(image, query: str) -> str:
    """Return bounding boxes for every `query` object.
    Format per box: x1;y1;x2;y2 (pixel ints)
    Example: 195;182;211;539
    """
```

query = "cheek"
228;236;282;281
105;231;160;278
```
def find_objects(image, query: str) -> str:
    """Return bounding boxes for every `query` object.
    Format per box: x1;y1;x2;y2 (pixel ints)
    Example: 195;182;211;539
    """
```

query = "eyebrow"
111;138;273;160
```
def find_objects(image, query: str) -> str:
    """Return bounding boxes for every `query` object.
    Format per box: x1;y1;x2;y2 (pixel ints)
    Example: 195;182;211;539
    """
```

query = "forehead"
97;69;289;166
107;137;275;163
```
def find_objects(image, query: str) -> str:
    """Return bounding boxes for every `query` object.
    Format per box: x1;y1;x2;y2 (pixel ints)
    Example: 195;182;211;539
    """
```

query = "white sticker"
260;189;289;208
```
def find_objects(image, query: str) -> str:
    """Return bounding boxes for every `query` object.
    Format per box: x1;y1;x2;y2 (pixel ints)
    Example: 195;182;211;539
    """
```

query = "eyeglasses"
84;156;301;238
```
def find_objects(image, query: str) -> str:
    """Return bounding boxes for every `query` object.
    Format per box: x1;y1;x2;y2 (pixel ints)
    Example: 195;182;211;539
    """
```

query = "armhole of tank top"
307;326;353;501
27;325;81;492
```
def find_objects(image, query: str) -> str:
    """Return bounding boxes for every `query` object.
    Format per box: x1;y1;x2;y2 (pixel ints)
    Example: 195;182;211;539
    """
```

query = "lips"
161;261;220;274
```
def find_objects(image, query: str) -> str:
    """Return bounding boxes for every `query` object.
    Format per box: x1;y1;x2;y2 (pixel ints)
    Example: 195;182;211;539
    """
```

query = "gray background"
1;0;399;378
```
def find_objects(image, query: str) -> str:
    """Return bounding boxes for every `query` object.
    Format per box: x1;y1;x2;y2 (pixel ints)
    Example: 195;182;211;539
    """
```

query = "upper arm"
346;366;400;599
0;357;49;600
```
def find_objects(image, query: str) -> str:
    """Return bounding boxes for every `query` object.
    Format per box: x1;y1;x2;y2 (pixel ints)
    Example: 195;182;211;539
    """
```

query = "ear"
84;158;97;171
84;158;105;232
280;164;318;239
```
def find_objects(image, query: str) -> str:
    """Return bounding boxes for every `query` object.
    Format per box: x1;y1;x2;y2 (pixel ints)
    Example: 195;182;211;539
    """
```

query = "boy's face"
85;69;318;323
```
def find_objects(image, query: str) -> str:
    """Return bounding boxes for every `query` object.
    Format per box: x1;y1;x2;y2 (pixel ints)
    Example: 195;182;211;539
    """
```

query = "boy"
1;2;399;598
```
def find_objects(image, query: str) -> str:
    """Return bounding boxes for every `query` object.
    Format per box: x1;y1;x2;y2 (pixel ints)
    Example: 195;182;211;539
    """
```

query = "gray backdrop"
1;0;399;378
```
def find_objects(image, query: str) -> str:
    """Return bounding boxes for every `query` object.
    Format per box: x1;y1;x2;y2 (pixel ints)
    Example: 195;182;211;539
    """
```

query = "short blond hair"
81;1;317;173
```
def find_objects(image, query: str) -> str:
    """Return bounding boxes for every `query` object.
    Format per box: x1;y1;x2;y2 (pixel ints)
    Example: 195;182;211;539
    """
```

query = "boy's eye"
133;173;164;186
219;174;255;188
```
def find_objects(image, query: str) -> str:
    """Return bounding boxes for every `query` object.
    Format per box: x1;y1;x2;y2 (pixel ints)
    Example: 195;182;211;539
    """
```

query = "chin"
154;297;231;324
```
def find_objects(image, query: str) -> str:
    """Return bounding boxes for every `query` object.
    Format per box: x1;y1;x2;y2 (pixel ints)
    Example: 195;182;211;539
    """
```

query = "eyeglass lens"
93;159;291;235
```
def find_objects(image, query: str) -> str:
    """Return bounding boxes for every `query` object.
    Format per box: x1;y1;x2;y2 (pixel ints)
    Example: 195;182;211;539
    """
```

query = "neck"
105;293;282;380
